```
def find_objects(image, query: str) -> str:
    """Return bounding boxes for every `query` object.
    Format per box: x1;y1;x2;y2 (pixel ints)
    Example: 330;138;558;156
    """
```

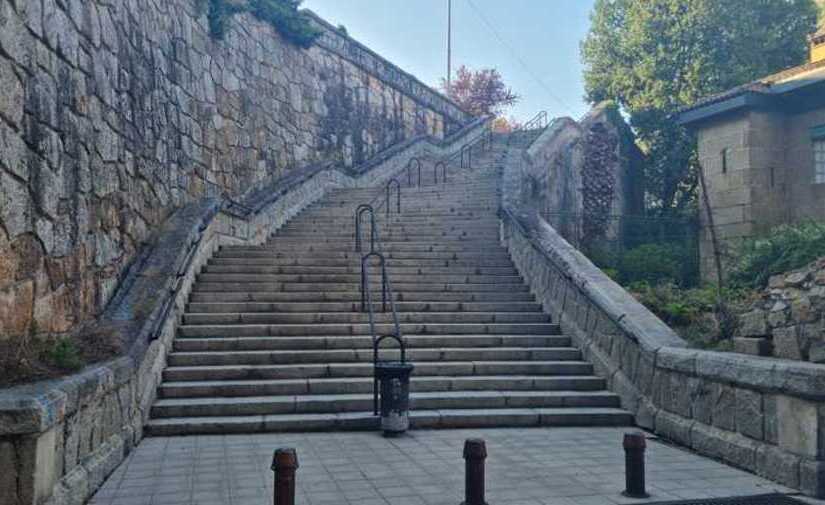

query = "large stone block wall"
0;118;491;505
0;0;470;342
501;147;825;496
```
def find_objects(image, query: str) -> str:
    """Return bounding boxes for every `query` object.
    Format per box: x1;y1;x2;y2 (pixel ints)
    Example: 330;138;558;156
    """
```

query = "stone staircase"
145;140;632;435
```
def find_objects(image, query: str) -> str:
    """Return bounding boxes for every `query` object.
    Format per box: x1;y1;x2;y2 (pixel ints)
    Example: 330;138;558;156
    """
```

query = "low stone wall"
500;207;825;497
737;257;825;362
0;117;490;505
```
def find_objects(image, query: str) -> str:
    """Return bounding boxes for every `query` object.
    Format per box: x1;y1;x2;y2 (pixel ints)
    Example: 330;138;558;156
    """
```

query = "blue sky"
303;0;596;122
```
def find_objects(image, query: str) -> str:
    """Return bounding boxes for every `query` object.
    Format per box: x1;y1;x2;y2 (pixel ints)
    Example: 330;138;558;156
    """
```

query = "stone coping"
304;10;471;125
0;117;491;437
500;206;825;400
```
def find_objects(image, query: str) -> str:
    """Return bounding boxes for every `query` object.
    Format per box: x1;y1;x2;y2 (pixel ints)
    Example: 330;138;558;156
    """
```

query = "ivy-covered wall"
0;0;470;344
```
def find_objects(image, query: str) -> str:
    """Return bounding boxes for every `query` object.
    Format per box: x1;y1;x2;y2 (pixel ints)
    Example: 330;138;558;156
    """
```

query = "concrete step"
208;257;516;267
191;282;531;293
189;291;537;303
150;390;621;418
177;322;561;337
182;311;548;325
213;250;513;261
166;347;581;366
202;265;520;276
158;375;606;398
173;334;569;352
236;242;504;252
162;360;594;381
144;407;633;436
185;301;539;313
273;232;499;241
194;273;523;285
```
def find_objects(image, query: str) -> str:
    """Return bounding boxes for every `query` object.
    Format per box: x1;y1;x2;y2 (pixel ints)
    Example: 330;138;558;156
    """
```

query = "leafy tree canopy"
581;0;818;213
441;65;520;117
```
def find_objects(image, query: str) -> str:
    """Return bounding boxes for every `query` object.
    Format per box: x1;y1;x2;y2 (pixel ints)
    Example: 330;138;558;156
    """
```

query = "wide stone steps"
213;250;513;261
177;323;561;337
144;408;632;436
173;334;570;352
208;257;517;267
162;360;595;381
186;301;539;313
233;242;503;252
148;140;632;435
191;282;531;293
150;390;621;418
158;375;606;398
182;311;549;325
189;291;538;303
166;347;580;366
202;265;519;275
195;273;524;284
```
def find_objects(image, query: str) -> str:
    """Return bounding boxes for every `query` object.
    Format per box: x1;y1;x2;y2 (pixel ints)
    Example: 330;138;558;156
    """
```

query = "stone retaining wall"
500;138;825;497
737;258;825;362
0;0;471;344
500;209;825;497
0;118;490;505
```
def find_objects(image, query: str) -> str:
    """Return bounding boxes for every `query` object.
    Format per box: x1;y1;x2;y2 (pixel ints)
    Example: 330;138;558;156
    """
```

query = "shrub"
48;338;84;371
207;0;322;47
618;243;687;286
730;221;825;288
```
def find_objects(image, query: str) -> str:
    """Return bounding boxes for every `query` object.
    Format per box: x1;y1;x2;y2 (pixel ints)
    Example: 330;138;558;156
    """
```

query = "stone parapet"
499;204;825;497
0;116;491;505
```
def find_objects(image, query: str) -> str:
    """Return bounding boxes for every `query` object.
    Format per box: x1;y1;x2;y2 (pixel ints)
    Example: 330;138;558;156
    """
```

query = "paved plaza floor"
89;427;797;505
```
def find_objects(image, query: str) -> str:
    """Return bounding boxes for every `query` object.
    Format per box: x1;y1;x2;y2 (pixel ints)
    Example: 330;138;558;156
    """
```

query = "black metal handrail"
521;110;548;131
407;158;423;187
441;122;493;172
434;161;447;184
354;118;494;418
354;195;406;418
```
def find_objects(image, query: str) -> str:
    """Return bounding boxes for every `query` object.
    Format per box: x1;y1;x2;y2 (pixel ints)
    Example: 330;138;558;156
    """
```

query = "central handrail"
355;200;405;417
354;118;495;418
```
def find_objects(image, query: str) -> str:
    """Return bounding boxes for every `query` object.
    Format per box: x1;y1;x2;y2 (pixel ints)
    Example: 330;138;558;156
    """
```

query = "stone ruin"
519;102;644;248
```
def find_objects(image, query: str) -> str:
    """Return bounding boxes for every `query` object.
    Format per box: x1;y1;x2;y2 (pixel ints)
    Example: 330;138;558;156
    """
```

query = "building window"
815;139;825;184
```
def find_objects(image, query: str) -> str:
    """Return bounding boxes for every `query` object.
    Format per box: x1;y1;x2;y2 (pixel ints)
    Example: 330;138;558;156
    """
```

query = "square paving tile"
88;427;797;505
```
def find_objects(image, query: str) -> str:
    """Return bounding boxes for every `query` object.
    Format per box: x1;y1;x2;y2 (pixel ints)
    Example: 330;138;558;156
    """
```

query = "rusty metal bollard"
462;438;488;505
272;448;299;505
622;432;648;498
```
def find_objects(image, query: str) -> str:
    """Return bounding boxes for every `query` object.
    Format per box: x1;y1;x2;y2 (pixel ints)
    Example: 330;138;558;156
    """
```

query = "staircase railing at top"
522;110;549;131
507;111;549;147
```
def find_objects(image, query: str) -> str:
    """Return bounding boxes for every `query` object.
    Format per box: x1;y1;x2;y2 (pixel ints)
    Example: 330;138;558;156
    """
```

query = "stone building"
678;25;825;280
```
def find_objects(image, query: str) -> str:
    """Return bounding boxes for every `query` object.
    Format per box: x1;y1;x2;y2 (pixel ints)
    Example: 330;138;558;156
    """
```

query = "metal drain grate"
644;494;808;505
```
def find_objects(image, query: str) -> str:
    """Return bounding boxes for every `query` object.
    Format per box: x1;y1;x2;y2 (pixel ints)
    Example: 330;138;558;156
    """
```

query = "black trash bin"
374;361;414;436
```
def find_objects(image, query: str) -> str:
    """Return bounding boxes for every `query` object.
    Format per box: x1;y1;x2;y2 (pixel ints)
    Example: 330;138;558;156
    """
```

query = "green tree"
581;0;818;213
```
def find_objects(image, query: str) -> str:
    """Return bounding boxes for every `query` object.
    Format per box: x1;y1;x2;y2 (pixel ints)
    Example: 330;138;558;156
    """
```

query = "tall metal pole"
447;0;452;93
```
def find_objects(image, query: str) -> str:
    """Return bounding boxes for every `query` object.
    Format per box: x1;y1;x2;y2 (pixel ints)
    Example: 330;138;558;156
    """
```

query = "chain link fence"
546;211;700;287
